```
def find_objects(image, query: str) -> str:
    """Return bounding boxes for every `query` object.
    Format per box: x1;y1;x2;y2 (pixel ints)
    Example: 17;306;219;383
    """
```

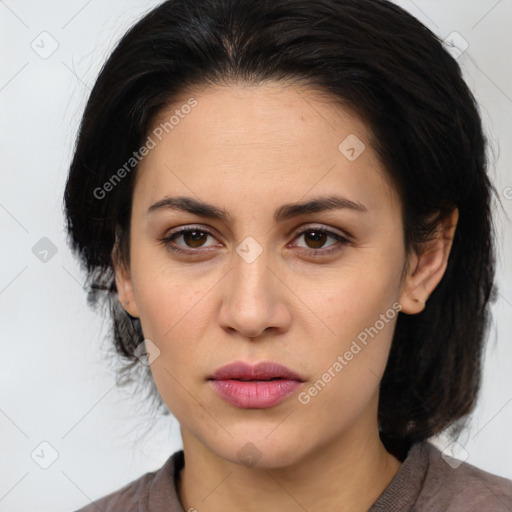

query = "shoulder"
371;441;512;511
73;450;185;512
73;472;152;512
416;441;512;511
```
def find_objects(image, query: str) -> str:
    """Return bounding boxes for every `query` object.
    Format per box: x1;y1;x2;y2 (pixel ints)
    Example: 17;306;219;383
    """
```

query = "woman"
64;0;512;510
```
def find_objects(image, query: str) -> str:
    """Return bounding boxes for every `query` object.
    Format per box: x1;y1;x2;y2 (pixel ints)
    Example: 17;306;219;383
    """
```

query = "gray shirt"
74;441;512;511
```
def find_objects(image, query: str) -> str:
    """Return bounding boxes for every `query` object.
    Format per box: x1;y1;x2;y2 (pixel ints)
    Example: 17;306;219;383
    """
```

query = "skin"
114;82;458;511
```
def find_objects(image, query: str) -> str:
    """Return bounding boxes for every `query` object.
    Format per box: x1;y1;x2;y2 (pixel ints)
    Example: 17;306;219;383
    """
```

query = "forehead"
134;83;398;214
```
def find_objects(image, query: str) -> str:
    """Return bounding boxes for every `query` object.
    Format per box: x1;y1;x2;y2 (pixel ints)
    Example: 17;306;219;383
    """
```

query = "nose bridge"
230;243;274;305
218;241;289;337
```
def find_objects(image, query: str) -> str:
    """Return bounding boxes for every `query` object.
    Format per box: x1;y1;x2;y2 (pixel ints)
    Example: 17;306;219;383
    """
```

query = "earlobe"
399;208;458;315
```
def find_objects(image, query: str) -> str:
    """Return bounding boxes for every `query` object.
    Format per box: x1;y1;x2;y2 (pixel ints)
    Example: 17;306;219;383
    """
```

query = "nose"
217;246;292;339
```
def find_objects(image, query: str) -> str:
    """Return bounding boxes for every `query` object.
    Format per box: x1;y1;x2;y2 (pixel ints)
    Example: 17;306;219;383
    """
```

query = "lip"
208;361;305;409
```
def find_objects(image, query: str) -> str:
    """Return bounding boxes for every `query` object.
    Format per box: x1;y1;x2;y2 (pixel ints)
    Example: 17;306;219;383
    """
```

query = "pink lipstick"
208;361;305;409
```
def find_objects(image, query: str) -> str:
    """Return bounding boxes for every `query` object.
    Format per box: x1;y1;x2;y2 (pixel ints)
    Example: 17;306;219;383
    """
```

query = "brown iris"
304;230;327;249
183;230;208;248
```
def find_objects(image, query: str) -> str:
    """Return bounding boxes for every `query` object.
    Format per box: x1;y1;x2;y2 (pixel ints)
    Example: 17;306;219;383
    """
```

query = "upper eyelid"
165;224;216;237
289;223;351;240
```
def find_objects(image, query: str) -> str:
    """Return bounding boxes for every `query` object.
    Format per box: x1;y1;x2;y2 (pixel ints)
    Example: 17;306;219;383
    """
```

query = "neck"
177;411;402;511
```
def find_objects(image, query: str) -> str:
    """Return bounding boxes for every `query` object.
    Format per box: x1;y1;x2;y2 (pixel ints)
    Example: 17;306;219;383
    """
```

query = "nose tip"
221;290;282;339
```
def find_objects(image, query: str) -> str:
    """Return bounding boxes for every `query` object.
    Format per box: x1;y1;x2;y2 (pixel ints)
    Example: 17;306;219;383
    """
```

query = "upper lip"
209;361;305;382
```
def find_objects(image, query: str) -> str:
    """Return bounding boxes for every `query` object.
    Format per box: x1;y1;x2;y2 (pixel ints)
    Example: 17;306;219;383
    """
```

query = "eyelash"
158;224;352;258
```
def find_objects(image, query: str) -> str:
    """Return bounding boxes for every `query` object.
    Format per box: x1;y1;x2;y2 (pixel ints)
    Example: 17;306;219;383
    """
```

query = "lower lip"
209;379;303;408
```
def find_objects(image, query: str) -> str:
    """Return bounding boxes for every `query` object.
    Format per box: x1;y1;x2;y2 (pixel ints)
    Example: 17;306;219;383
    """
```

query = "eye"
290;225;351;255
159;225;220;254
158;224;351;257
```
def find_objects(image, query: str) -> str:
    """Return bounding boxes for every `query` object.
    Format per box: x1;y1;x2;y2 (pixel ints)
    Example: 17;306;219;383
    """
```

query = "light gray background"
1;1;511;510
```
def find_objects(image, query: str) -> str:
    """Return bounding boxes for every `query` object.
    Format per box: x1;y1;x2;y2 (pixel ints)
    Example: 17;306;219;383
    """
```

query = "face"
115;82;437;468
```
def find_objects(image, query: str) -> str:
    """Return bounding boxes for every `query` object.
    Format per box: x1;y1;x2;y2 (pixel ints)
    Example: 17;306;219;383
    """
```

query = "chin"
212;431;309;469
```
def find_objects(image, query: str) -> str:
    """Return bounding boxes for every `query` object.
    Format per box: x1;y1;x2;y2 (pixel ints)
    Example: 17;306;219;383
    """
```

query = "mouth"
208;360;305;409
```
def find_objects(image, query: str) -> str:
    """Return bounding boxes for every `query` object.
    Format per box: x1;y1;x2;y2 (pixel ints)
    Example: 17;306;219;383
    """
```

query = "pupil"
306;231;326;249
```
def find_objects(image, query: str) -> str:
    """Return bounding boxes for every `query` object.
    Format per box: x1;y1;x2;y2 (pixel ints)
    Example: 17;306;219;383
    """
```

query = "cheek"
134;275;214;422
129;243;210;338
311;257;402;337
129;246;221;362
135;284;213;375
298;290;399;432
304;254;403;387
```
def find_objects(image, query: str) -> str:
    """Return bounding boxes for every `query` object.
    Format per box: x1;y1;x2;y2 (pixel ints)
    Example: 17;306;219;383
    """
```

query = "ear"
112;236;139;318
399;208;459;314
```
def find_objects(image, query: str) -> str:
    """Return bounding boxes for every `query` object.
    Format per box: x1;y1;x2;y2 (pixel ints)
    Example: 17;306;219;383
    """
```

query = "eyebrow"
147;195;367;222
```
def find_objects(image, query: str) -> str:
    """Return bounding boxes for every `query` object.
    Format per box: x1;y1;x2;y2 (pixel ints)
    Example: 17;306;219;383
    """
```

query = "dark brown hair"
63;0;497;459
